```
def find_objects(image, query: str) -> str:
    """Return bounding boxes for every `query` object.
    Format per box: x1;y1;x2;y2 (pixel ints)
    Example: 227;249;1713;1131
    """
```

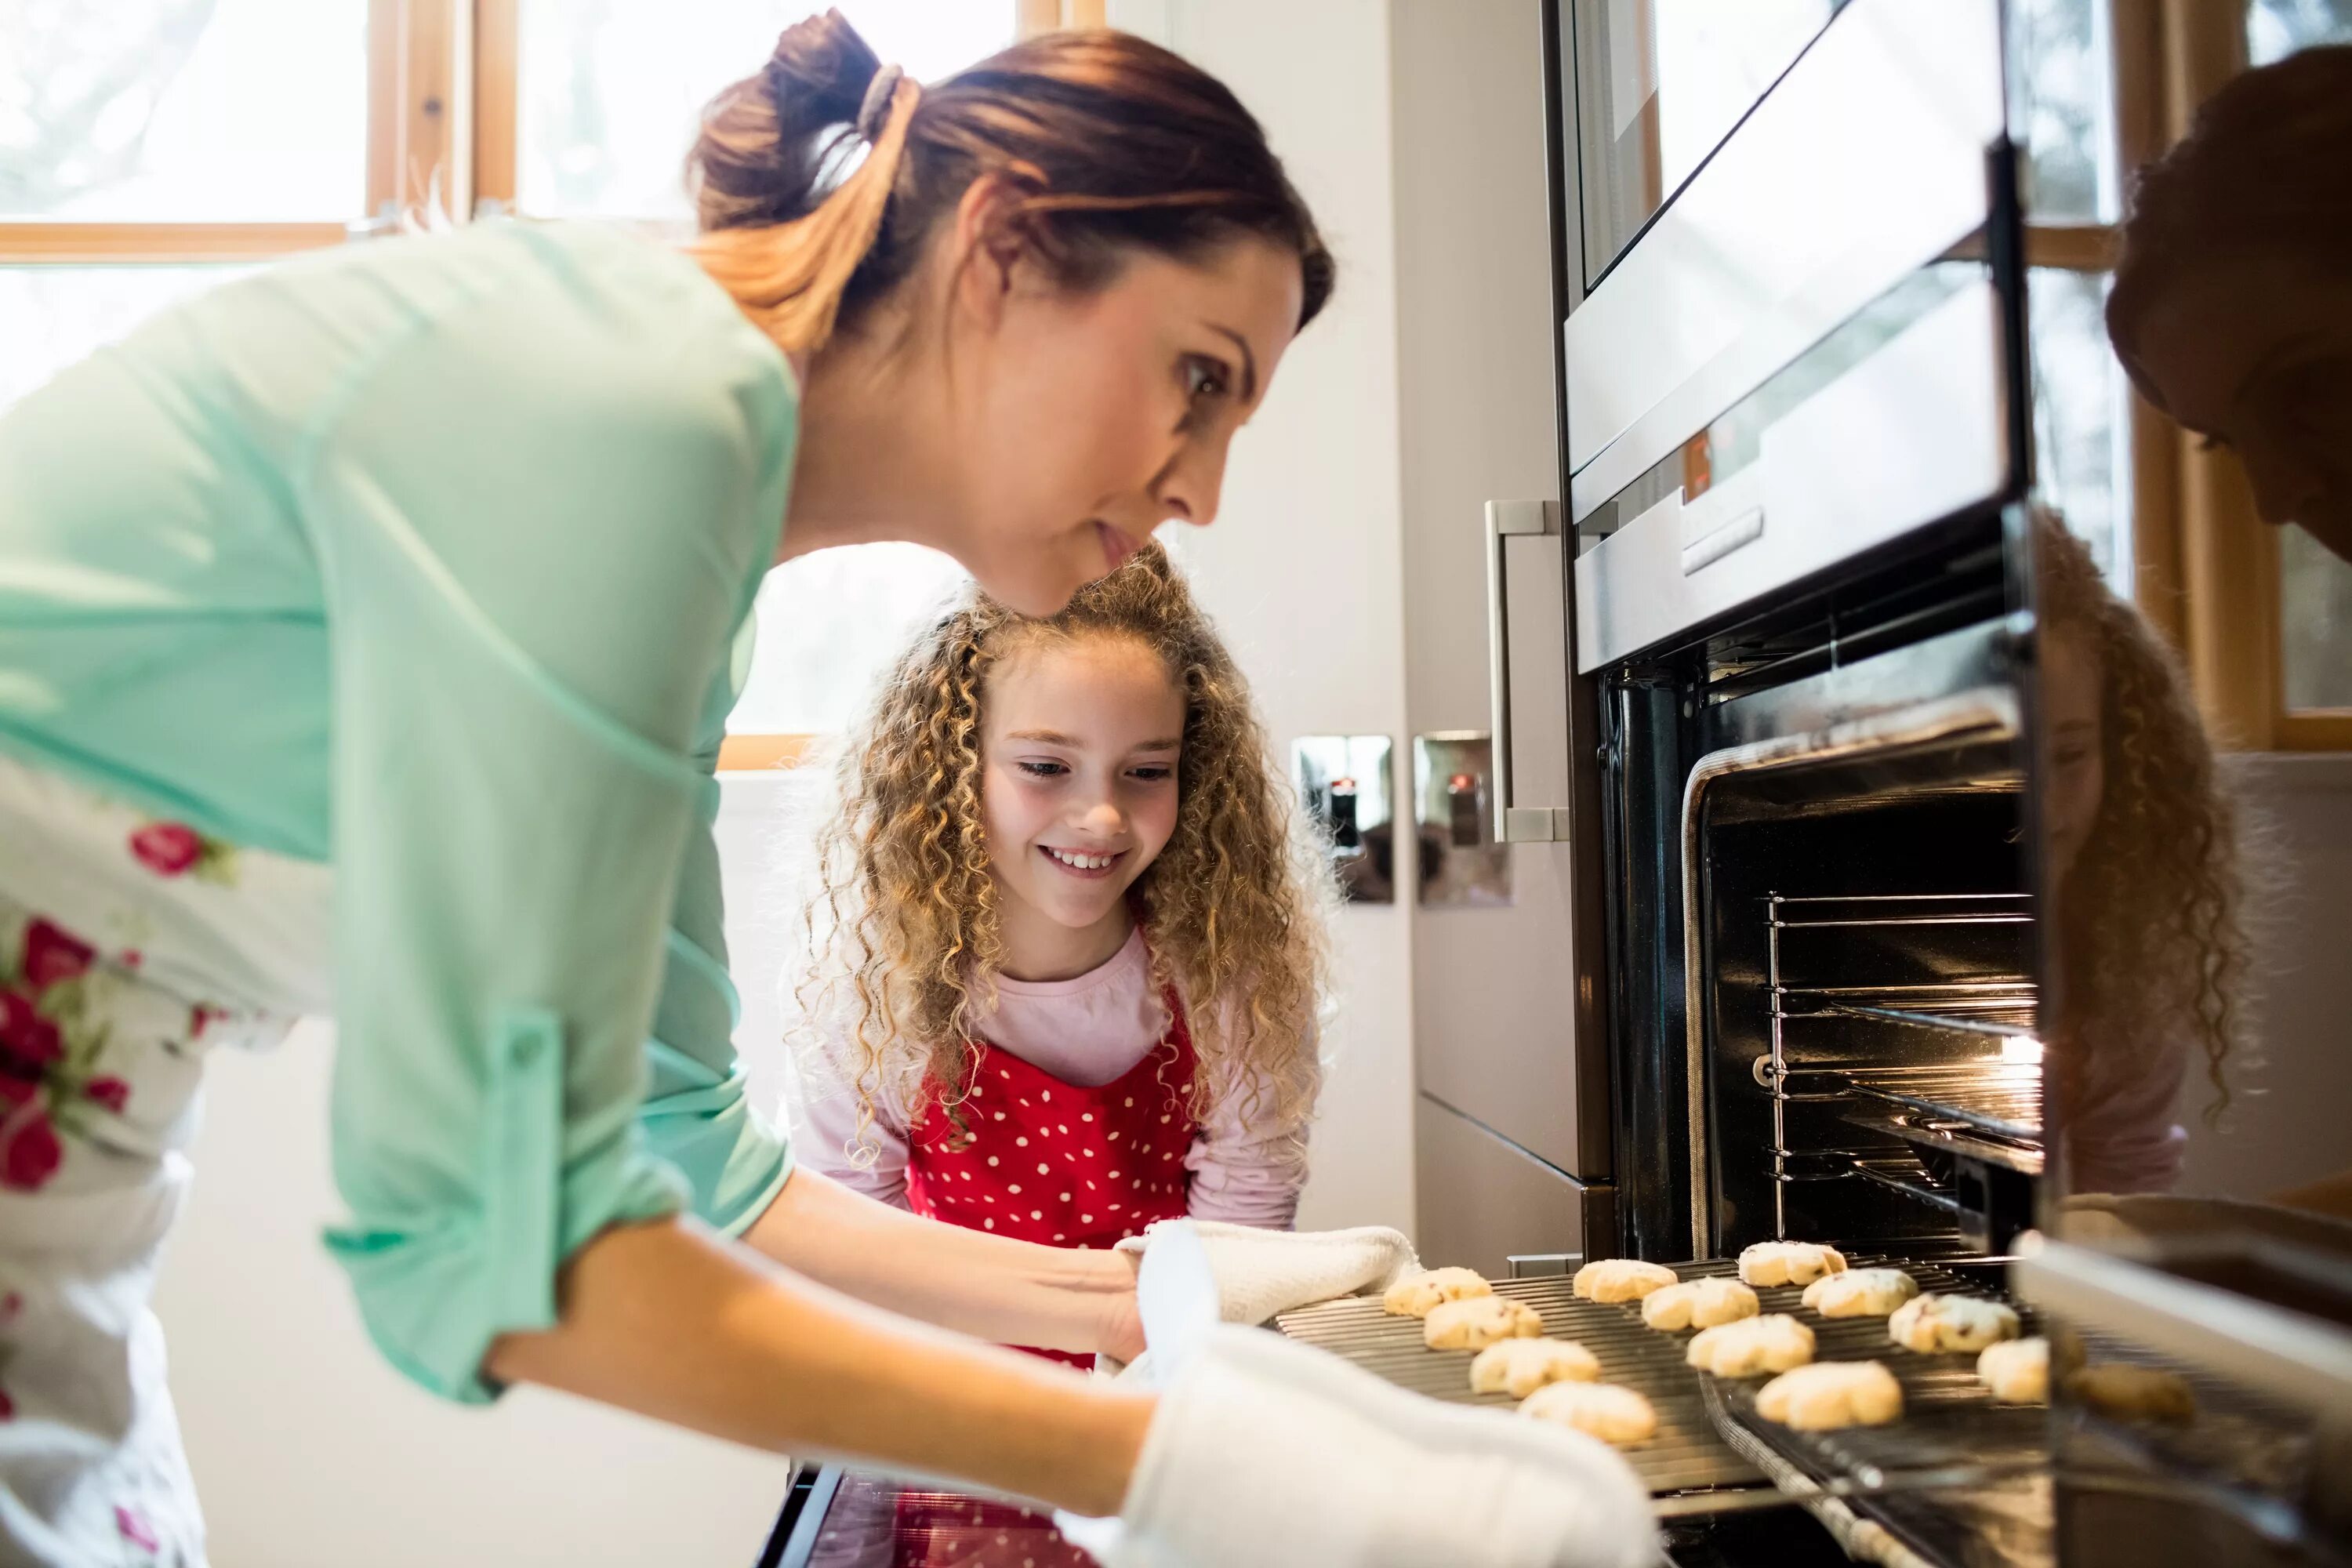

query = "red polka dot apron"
891;996;1199;1566
902;993;1200;1272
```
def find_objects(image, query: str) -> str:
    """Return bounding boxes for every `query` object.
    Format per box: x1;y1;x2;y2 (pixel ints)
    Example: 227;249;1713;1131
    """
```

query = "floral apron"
888;994;1201;1568
0;754;329;1567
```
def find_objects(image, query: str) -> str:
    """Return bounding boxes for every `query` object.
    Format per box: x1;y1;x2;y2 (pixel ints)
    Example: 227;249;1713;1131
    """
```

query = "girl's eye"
1017;760;1068;779
1131;765;1174;783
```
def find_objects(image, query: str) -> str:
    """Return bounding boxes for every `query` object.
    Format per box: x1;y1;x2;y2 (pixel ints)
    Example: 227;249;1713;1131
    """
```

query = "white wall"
1137;0;1414;1235
156;9;1418;1563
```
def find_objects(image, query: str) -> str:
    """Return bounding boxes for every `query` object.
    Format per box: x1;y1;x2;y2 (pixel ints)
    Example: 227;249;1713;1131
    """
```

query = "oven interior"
1693;732;2038;1264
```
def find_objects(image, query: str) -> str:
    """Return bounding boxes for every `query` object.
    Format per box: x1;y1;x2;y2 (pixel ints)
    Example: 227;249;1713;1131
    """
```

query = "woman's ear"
948;169;1050;332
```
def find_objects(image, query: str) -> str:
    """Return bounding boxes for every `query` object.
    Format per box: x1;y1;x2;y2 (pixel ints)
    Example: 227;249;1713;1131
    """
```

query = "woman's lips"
1097;521;1139;571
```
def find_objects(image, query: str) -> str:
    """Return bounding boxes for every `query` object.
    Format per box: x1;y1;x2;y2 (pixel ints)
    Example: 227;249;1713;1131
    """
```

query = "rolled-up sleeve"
299;283;793;1403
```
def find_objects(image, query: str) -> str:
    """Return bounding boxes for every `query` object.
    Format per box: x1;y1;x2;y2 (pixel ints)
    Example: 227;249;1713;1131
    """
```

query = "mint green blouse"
0;223;798;1402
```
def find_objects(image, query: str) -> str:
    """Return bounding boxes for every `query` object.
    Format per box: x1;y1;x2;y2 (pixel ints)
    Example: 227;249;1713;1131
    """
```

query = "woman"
2107;43;2352;564
0;15;1651;1567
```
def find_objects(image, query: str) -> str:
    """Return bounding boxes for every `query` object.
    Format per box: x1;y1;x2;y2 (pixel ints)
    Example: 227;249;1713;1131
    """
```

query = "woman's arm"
740;1167;1145;1361
485;1214;1149;1516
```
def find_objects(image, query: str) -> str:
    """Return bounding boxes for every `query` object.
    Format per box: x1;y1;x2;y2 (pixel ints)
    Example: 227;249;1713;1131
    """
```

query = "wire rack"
1761;892;2043;1236
1272;1254;1996;1504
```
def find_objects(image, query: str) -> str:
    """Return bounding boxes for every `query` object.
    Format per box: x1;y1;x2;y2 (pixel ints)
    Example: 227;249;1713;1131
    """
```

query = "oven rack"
1700;1308;2332;1568
1760;892;2041;1236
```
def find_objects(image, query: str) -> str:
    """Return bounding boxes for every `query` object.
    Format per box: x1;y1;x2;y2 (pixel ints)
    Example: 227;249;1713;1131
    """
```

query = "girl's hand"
1117;1219;1421;1326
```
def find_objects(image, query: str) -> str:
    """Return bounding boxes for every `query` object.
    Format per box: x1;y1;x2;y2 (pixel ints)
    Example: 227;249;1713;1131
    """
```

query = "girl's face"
2043;626;2107;887
979;634;1187;973
938;220;1305;618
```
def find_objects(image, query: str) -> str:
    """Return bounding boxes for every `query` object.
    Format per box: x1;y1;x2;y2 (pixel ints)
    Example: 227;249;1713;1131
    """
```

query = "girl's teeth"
1047;848;1114;870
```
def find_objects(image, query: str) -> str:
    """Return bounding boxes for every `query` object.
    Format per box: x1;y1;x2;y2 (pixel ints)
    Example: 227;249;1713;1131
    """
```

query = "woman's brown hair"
688;10;1334;354
2108;44;2352;365
795;542;1333;1170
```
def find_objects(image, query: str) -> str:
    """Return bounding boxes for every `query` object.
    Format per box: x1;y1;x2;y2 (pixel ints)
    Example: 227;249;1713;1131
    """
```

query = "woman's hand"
742;1167;1144;1358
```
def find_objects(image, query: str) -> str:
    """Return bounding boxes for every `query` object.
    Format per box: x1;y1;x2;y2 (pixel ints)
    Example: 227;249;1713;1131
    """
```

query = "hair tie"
856;64;906;142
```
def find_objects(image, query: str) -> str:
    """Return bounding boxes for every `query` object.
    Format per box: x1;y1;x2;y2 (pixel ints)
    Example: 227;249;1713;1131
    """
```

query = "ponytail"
686;12;1333;358
688;10;920;353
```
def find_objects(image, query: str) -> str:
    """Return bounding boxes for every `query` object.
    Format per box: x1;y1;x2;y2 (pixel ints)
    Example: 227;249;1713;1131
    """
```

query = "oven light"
2000;1037;2045;1065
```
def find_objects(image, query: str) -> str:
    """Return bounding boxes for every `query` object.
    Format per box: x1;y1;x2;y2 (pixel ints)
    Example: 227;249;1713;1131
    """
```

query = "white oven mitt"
1061;1323;1659;1568
1061;1221;1657;1568
1112;1218;1421;1327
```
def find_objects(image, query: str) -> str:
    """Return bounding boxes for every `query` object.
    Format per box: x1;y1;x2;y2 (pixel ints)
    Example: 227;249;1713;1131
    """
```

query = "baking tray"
1273;1254;1996;1504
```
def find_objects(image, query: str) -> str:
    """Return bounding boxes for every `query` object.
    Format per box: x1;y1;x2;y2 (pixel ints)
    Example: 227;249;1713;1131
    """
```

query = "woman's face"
938;227;1306;616
979;634;1187;963
2116;251;2352;564
2042;626;2107;887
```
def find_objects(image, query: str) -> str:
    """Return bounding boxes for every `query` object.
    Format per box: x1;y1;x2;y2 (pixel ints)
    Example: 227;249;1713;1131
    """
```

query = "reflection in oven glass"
805;1475;1091;1568
1570;0;1837;283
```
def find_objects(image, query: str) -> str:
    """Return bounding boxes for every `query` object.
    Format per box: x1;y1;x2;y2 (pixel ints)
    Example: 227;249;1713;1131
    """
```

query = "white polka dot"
1016;1136;1029;1146
1058;1124;1069;1134
1085;1148;1098;1158
1040;1089;1051;1102
1108;1132;1120;1143
1001;1070;1011;1080
1031;1210;1042;1220
994;1112;1006;1120
1054;1233;1066;1241
1123;1097;1134;1107
1081;1113;1094;1123
1110;1202;1123;1210
1038;1163;1050;1174
988;1156;1000;1166
960;1171;971;1181
1163;1152;1176;1161
1020;1098;1031;1107
1110;1170;1122;1179
985;1218;995;1229
1060;1192;1072;1201
1181;1082;1192;1093
1160;1115;1171;1124
1009;1183;1022;1194
1082;1214;1094;1223
985;1195;996;1203
1132;1179;1142;1189
1087;1180;1098;1190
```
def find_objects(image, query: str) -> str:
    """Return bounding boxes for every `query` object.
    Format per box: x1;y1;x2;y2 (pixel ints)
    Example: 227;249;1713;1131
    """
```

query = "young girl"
2034;514;2252;1195
785;543;1334;1283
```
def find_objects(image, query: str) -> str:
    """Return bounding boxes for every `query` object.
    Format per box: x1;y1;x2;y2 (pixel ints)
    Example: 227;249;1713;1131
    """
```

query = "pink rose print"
85;1076;131;1116
19;920;93;992
115;1505;160;1553
1;1114;60;1192
0;993;60;1071
129;823;203;877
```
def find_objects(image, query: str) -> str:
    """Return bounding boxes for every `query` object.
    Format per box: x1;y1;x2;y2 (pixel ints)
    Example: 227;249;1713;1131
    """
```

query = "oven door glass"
1568;0;1839;286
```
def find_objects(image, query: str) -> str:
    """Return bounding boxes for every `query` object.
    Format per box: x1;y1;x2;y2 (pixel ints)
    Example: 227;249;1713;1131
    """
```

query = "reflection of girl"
2037;517;2252;1193
786;545;1330;1296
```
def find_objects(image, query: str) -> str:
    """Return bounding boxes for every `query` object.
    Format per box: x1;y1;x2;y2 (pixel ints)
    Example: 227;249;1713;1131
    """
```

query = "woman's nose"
1158;434;1231;530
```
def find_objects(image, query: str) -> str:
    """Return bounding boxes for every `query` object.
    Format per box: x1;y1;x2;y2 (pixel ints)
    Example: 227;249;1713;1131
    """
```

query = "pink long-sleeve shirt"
782;927;1310;1229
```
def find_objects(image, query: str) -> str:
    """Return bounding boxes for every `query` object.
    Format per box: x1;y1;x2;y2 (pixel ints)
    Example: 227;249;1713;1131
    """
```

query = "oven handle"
1484;499;1571;844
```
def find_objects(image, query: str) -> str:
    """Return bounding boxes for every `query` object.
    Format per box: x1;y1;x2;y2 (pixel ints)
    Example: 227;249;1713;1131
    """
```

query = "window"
3;2;1054;764
2013;0;2135;590
2004;0;2352;749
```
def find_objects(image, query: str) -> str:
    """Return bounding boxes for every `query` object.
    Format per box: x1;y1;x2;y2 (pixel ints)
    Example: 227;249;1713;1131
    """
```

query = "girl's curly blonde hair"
796;542;1334;1169
2037;516;2252;1127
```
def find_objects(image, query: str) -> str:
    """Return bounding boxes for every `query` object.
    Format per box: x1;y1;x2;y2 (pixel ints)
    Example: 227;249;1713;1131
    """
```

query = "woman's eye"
1183;356;1229;404
1017;761;1068;779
